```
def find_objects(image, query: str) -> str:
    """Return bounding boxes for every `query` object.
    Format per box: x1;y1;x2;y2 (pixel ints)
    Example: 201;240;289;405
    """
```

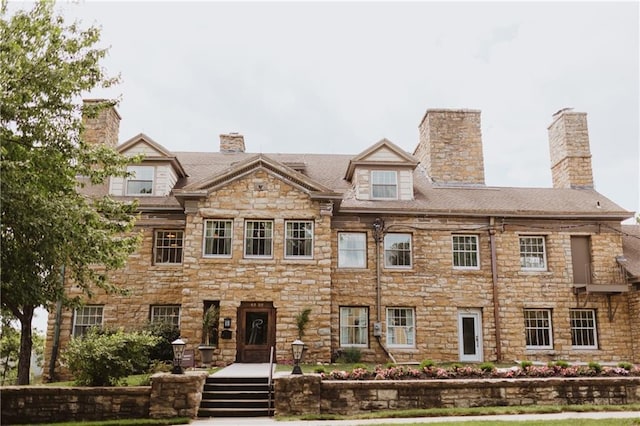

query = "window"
452;234;479;269
524;309;553;349
386;308;415;347
520;236;547;270
371;170;398;199
154;230;184;264
384;233;412;268
244;220;273;257
340;307;368;347
150;305;181;327
204;220;233;257
126;166;154;195
338;232;367;268
285;220;314;258
570;309;598;349
73;305;104;337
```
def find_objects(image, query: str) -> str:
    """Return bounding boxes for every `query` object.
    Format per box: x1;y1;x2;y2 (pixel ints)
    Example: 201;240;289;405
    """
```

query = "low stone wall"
274;376;640;416
0;386;151;424
0;371;208;425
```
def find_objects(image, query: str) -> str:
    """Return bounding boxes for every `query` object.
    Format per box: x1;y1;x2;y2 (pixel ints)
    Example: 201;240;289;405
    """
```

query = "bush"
554;360;570;368
588;361;603;374
618;362;633;371
314;366;326;374
419;359;436;370
64;328;161;386
479;362;495;373
143;321;180;363
520;360;533;369
340;347;362;363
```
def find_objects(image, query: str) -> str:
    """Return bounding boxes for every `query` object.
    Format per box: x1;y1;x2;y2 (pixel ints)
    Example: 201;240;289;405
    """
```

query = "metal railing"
267;345;275;416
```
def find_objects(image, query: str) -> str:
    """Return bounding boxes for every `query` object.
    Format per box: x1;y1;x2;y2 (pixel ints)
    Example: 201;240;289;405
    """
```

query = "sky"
8;1;640;332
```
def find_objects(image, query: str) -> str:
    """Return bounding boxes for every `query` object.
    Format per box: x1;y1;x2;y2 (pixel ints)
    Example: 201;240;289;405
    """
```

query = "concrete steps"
198;375;274;417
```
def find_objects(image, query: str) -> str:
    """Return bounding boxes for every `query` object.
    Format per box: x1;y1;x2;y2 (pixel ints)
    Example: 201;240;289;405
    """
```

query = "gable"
345;138;418;181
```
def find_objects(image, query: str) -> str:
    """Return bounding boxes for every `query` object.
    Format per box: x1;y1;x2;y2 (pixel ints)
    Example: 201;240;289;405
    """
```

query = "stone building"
44;103;639;379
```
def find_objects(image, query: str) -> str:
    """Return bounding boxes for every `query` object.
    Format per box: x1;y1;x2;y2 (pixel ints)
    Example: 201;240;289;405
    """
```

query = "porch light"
171;338;186;374
291;339;304;375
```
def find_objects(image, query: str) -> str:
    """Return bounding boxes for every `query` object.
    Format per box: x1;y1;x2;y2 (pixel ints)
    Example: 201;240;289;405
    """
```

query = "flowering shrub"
320;362;640;381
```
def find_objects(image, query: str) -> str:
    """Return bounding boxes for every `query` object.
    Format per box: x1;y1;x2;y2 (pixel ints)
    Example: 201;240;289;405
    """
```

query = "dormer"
344;139;418;201
110;134;187;197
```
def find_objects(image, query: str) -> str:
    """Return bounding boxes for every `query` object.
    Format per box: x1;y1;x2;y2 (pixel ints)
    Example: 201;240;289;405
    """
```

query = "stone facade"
81;99;121;148
548;109;594;189
43;106;637;380
274;375;640;416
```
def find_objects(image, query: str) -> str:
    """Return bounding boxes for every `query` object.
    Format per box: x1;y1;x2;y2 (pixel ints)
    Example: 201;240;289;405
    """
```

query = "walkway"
193;411;640;425
210;363;275;378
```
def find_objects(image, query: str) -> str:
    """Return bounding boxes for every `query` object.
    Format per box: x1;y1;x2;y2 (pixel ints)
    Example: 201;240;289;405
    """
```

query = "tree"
0;1;140;384
0;316;45;385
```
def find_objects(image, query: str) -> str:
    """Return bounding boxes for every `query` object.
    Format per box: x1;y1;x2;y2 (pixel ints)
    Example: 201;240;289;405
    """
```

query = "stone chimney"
548;108;594;189
81;99;121;148
414;109;485;185
220;133;245;153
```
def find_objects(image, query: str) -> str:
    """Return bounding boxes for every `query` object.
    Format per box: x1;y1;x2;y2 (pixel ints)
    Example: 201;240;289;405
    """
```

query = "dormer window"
126;166;154;195
371;170;397;199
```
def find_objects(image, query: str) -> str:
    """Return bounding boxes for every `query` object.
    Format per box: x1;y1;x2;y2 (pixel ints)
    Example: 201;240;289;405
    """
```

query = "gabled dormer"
110;134;187;197
344;139;418;201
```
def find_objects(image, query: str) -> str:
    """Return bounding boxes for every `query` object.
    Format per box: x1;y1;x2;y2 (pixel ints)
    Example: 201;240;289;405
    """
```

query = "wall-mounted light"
223;317;232;329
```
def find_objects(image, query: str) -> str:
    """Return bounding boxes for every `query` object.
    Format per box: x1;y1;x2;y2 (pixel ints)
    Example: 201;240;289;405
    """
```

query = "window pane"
520;236;547;270
74;305;104;337
340;307;368;346
245;221;273;257
524;309;553;349
386;308;415;347
151;305;180;327
155;230;184;264
126;166;154;195
452;235;479;268
570;309;597;348
338;233;366;268
384;233;411;267
204;220;233;256
371;171;398;199
285;221;314;258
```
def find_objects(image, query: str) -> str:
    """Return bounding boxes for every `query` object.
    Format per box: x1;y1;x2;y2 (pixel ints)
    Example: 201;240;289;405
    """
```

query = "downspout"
489;218;503;362
372;218;396;363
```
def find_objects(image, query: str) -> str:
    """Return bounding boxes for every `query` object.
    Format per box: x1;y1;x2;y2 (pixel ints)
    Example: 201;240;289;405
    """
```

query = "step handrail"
267;345;274;415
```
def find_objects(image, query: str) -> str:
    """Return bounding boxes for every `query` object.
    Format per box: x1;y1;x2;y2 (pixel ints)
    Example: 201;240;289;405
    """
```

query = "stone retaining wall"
0;372;208;425
274;376;640;416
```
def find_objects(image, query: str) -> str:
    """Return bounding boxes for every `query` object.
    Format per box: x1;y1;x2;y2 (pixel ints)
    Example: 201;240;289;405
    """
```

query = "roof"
139;149;629;219
621;224;640;282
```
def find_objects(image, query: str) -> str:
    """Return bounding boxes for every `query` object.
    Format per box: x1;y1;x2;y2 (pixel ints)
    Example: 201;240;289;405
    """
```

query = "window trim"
371;170;398;200
150;305;181;328
383;233;412;269
519;235;548;271
243;220;274;259
203;219;234;258
284;220;314;259
570;309;598;350
524;309;554;350
73;305;104;337
125;165;155;196
153;229;184;265
339;306;369;348
338;232;367;268
386;307;415;348
451;234;480;270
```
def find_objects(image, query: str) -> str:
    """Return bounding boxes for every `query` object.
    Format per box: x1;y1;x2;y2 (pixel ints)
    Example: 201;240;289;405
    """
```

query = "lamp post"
291;339;304;375
171;338;186;374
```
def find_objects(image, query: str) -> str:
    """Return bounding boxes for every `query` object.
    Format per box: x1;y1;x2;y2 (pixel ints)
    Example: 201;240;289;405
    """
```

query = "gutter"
372;218;396;364
489;218;502;362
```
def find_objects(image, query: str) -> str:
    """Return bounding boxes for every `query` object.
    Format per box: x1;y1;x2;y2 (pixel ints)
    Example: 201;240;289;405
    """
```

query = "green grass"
33;418;190;426
366;420;640;426
279;404;640;422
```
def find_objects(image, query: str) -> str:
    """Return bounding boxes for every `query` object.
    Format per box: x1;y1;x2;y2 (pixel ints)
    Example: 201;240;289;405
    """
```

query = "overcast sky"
9;1;640;330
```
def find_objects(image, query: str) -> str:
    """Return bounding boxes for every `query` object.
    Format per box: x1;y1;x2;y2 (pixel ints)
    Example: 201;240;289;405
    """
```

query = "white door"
458;309;483;362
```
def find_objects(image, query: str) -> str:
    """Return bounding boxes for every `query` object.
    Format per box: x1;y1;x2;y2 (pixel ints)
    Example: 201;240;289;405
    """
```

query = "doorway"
237;301;276;363
457;309;483;362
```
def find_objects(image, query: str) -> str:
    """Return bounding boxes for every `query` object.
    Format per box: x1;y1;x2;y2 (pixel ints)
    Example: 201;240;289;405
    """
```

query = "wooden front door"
237;302;276;363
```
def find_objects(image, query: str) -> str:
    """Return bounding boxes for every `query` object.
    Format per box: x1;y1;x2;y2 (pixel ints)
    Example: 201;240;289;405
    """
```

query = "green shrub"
419;359;436;370
519;360;533;369
64;328;160;386
479;362;495;373
618;362;634;371
588;361;603;373
384;362;397;369
143;321;180;363
352;363;368;371
314;366;326;374
341;347;362;363
555;360;570;368
450;363;463;370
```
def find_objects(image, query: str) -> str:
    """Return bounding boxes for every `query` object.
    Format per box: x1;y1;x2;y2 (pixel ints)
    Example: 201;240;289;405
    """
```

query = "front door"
458;309;483;362
237;302;276;363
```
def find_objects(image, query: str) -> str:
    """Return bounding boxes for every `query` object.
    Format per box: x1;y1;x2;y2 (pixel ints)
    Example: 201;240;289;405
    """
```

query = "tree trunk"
17;307;34;385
